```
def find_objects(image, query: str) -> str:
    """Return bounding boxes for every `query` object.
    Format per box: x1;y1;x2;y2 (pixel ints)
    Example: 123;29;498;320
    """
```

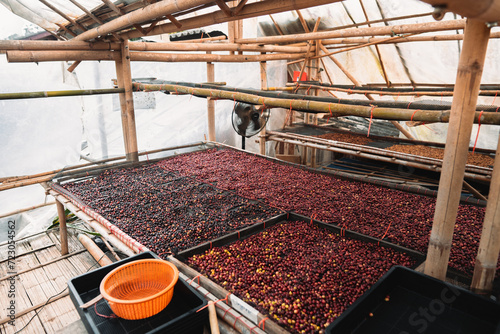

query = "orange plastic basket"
100;259;179;320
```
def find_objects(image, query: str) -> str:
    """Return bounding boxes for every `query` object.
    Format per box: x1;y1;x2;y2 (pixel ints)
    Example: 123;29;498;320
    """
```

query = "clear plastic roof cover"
1;1;499;240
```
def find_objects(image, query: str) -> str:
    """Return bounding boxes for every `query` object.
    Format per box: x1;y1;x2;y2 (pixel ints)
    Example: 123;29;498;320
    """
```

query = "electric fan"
231;102;269;149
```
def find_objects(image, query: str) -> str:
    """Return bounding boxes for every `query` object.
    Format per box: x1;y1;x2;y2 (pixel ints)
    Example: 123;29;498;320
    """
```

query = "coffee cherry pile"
159;149;491;276
188;220;416;334
62;163;282;256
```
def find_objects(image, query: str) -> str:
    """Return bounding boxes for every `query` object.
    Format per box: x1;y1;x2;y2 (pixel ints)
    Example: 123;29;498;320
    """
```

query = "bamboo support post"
120;40;139;162
259;54;267;156
425;19;491;281
208;301;221;334
77;233;113;266
207;53;216;142
55;200;69;255
168;256;287;334
471;134;500;293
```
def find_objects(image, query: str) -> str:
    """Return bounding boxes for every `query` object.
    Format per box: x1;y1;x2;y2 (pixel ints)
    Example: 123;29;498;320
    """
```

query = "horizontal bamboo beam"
267;135;491;182
0;141;206;192
120;0;343;40
236;19;465;44
128;41;309;53
0;88;124;100
73;0;214;41
6;50;119;62
322;31;500;46
7;50;307;63
131;82;500;125
0;40;119;51
0;201;56;219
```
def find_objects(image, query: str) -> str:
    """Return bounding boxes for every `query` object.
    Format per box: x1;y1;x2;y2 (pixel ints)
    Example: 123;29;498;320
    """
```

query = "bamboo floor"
0;223;99;334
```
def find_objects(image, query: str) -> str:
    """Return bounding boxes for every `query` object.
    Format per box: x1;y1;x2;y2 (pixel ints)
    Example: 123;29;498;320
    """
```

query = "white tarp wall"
0;16;287;240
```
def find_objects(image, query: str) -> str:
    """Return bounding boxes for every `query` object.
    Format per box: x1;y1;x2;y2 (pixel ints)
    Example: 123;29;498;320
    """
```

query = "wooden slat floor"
0;223;99;334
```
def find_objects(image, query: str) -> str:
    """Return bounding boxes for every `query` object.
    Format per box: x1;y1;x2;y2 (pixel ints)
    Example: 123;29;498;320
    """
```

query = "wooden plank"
20;267;59;305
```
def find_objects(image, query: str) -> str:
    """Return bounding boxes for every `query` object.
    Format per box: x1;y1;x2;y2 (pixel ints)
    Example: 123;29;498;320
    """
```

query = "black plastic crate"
68;251;208;334
326;266;500;334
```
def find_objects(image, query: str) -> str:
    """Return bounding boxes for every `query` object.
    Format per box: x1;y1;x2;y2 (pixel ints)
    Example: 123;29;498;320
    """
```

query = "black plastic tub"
68;251;208;334
326;266;500;334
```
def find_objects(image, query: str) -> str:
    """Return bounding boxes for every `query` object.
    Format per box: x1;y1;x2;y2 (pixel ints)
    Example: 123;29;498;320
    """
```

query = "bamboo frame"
73;0;214;41
421;0;500;22
121;0;343;40
0;88;123;100
131;82;500;125
259;53;267;155
425;19;491;281
55;200;69;255
121;40;139;162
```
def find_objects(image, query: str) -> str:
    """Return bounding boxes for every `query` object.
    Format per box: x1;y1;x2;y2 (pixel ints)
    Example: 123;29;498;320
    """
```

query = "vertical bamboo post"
115;40;139;161
259;53;267;156
115;54;130;156
425;19;491;281
471;134;500;293
56;200;68;255
207;52;216;142
121;40;139;162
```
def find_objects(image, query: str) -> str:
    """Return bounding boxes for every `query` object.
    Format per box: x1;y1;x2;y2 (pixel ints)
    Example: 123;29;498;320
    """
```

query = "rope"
472;110;484;154
367;105;375;137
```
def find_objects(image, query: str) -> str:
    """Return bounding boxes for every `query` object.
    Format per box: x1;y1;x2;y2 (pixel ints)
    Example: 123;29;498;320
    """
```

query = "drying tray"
326;266;500;334
68;251;208;334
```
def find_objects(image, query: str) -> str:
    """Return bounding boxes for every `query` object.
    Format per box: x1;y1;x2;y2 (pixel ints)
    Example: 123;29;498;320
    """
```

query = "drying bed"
61;163;282;257
187;219;417;334
158;148;490;276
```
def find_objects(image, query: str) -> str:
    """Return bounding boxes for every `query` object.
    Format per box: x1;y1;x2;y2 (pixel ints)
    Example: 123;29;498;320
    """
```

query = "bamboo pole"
78;233;113;266
0;201;56;219
0;142;206;192
6;50;308;63
207;53;216;142
237;19;465;45
318;43;415;140
0;40;119;51
322;31;500;46
6;50;119;62
471;134;500;293
131;82;500;125
267;131;491;178
56;200;69;255
425;19;491;281
0;88;123;100
267;135;491;182
121;40;139;162
259;53;267;156
73;0;214;41
130;52;307;63
121;0;343;40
